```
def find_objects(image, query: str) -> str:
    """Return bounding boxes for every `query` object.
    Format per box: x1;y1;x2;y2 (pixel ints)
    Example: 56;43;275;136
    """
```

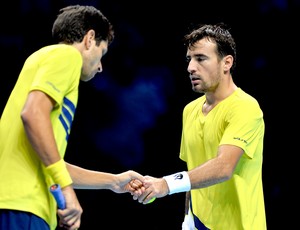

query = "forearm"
22;117;61;165
66;163;116;190
188;146;243;189
21;91;73;188
188;158;231;190
21;91;61;166
163;155;236;196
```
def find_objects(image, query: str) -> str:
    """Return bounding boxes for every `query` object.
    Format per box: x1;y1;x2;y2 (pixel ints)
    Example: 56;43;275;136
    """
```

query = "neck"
202;82;238;115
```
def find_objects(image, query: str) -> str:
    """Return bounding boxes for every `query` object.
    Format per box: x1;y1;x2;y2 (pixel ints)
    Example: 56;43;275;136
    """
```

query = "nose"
187;61;193;74
187;59;196;74
97;63;103;73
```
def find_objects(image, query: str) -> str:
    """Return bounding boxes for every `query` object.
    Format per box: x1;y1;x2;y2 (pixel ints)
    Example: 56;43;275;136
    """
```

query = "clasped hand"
128;175;169;204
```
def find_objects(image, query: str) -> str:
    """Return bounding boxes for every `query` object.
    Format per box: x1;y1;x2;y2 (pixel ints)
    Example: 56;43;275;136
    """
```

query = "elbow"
221;165;235;181
222;173;232;181
20;108;31;126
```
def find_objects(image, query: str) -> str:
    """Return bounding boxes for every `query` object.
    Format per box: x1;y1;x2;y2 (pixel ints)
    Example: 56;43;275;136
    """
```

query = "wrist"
163;171;191;195
46;159;73;188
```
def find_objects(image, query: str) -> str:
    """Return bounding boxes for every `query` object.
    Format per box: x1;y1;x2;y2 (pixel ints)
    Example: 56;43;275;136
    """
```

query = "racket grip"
50;184;66;209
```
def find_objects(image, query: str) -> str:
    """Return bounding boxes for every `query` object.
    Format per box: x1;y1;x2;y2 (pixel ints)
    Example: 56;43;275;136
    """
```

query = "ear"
84;29;95;50
223;55;233;72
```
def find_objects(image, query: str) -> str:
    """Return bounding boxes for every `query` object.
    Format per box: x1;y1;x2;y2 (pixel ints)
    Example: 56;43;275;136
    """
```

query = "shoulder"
29;44;82;67
232;88;261;110
225;88;263;119
33;44;80;59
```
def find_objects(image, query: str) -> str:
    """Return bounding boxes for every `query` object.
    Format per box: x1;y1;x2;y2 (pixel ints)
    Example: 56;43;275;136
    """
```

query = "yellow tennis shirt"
180;88;266;230
0;44;82;230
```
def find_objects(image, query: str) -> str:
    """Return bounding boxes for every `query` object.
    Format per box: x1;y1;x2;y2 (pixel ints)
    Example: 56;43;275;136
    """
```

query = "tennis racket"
50;184;66;209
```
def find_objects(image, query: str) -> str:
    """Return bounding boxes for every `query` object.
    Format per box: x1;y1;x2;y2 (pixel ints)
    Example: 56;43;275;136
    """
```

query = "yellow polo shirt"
180;88;266;230
0;44;82;230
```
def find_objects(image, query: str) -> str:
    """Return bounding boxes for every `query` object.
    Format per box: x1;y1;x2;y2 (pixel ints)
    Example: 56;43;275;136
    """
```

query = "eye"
196;56;205;62
185;57;191;63
195;54;207;63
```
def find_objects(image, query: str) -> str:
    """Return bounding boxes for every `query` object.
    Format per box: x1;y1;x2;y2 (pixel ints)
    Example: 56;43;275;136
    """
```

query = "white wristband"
163;171;191;195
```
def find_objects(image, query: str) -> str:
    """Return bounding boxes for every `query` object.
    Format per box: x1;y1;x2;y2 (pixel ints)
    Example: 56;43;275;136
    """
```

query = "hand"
132;175;169;204
111;170;145;194
128;178;145;196
57;185;82;230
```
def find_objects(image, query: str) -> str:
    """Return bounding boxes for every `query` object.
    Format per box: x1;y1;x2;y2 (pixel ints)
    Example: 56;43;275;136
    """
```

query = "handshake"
120;170;191;205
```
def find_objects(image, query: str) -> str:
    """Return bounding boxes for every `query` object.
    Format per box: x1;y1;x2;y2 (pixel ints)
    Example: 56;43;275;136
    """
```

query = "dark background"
1;0;297;229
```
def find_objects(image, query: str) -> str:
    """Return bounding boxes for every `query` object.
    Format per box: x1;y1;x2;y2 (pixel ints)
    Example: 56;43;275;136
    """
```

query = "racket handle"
50;184;66;209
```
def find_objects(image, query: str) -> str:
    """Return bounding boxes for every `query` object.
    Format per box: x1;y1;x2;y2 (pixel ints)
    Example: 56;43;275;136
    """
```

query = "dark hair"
52;5;114;46
183;23;237;72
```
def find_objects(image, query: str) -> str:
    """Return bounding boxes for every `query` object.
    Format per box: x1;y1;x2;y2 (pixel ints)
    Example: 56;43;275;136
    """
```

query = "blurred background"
1;0;298;229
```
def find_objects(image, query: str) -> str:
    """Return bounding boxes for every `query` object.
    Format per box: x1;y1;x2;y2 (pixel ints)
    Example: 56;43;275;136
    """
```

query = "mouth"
190;76;201;85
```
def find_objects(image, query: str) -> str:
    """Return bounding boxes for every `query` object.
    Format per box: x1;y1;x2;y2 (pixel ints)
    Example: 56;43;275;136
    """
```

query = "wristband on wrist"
46;159;72;188
163;171;191;195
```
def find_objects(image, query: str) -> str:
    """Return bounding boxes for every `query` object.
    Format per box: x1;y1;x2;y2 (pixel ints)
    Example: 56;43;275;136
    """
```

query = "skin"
132;37;244;205
21;30;144;229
